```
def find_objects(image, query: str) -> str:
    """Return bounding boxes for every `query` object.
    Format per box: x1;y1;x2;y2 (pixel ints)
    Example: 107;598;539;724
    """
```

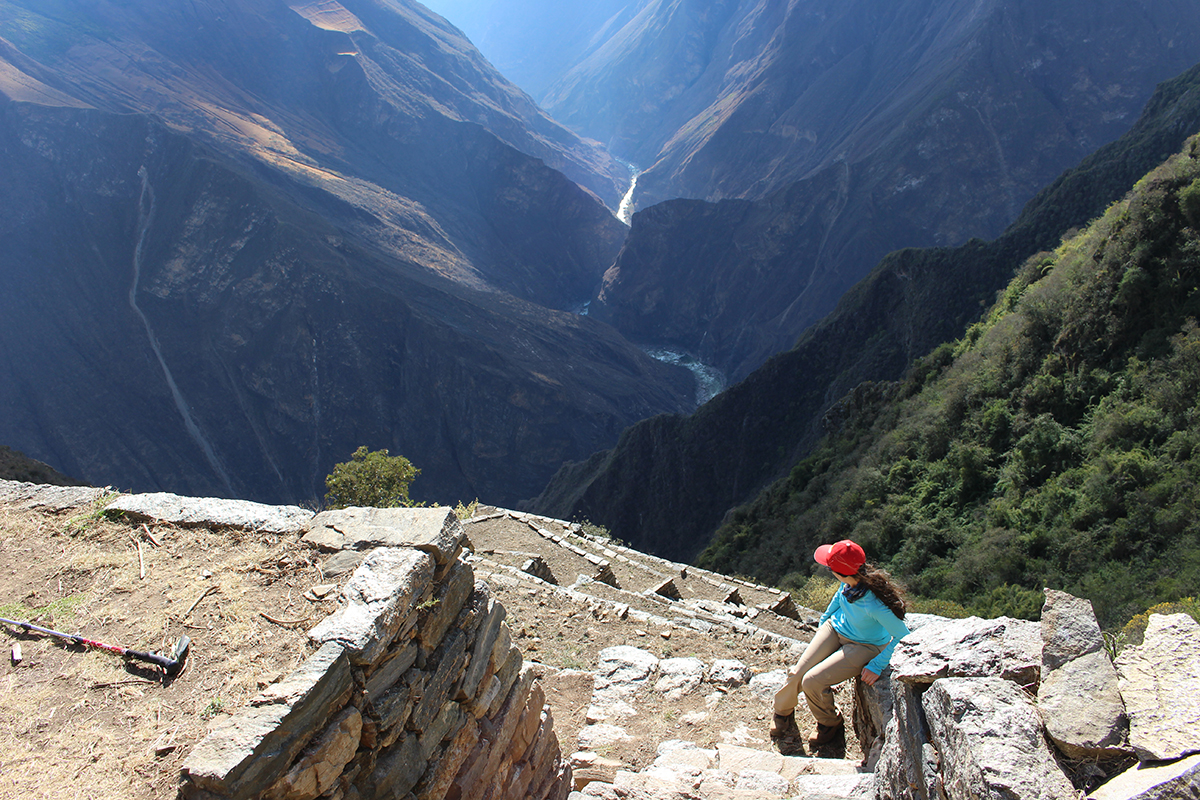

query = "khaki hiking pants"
774;621;883;726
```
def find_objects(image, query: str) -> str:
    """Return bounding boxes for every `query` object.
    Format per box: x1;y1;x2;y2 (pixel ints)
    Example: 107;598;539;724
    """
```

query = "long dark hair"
854;562;907;620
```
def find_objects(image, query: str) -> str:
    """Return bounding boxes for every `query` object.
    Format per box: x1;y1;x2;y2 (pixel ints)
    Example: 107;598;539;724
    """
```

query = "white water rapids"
618;163;639;225
130;166;234;494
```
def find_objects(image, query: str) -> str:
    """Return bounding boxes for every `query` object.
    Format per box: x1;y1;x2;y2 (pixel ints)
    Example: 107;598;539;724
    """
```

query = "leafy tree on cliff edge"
325;446;420;509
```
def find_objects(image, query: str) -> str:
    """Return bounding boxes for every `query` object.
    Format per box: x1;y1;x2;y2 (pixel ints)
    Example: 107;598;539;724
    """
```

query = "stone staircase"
461;509;875;800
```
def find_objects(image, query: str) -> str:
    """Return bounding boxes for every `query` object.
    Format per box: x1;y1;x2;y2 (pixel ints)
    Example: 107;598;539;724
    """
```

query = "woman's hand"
860;667;880;686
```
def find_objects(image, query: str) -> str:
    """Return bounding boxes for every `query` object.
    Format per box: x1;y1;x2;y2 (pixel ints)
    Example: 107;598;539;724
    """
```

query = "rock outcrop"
865;593;1199;800
1038;590;1128;760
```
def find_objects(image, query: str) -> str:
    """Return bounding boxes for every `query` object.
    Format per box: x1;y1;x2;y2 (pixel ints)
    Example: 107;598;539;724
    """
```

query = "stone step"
570;740;874;800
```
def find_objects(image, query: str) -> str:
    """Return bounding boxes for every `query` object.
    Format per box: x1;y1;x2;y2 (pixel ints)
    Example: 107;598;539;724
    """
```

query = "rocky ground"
461;510;874;798
0;484;873;800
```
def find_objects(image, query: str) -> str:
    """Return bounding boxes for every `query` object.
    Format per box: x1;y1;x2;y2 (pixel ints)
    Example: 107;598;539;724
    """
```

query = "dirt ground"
0;499;864;800
462;512;866;772
0;499;336;800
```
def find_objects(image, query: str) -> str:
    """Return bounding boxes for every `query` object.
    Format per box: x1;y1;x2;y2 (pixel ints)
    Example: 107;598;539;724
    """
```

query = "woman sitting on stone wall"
771;539;910;752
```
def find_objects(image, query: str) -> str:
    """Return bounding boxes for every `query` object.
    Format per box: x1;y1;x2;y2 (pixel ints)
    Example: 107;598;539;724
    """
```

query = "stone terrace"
457;509;875;800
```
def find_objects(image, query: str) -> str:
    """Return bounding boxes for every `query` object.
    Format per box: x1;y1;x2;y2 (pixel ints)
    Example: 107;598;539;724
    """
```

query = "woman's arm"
818;590;841;627
863;608;911;678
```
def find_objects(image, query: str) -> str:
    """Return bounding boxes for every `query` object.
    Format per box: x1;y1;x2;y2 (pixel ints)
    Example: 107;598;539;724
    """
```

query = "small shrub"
576;519;625;546
789;575;840;614
453;498;480;520
907;597;970;618
73;489;121;532
324;446;420;509
201;697;226;719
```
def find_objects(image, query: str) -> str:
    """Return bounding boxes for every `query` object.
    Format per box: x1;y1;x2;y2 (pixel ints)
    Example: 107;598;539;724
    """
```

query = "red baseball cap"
814;540;866;575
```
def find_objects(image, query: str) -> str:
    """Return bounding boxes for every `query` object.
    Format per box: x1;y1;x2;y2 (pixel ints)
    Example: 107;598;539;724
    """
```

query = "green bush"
324;446;420;509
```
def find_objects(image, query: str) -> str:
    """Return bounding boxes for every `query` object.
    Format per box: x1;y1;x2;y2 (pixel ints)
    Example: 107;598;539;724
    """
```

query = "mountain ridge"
0;1;696;507
699;128;1200;627
529;62;1200;568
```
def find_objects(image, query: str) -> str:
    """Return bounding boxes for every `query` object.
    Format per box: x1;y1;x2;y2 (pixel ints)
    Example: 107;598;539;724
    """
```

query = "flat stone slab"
304;506;463;565
790;773;875;799
308;548;435;664
1115;613;1200;761
652;739;717;771
0;479;110;511
106;492;313;534
1089;752;1200;800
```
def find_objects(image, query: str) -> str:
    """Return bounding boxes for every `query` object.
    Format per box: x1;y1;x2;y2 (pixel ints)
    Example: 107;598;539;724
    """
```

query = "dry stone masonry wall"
180;507;568;800
861;591;1200;800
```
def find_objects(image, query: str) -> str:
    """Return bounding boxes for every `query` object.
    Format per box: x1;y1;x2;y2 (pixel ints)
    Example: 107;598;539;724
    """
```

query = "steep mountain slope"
583;0;1200;381
699;132;1200;627
0;0;695;506
550;0;1200;207
0;445;83;486
0;0;629;209
529;63;1200;566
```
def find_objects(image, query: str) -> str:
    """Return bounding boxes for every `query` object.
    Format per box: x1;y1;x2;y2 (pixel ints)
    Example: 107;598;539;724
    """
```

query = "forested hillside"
698;136;1200;628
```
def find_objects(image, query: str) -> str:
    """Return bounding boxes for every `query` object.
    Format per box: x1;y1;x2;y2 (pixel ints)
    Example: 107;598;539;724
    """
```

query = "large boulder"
853;613;938;773
874;680;940;800
923;677;1076;800
1115;613;1200;761
1038;590;1129;759
889;616;1041;687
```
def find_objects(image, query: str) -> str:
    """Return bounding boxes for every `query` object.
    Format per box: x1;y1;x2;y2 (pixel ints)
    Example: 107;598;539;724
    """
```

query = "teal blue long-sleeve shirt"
820;586;911;675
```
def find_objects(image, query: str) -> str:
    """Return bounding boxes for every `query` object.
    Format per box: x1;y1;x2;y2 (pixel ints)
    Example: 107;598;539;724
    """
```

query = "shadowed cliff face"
0;2;697;505
581;0;1200;382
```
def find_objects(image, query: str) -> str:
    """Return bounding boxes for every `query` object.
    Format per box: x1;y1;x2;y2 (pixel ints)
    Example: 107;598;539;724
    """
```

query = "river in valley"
642;347;726;407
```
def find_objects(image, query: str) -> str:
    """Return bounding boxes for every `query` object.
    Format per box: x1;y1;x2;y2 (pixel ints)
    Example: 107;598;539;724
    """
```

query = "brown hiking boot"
770;712;800;740
771;712;804;755
808;717;844;747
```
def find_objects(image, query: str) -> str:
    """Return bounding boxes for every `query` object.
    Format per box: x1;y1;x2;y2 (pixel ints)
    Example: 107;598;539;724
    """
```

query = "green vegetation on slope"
699;136;1200;629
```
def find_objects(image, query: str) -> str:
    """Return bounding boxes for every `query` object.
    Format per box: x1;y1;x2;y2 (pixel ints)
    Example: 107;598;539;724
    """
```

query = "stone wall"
180;507;568;800
860;591;1200;800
